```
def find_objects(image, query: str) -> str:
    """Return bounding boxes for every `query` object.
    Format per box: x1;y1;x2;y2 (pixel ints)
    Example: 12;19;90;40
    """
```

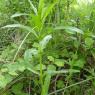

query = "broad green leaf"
24;48;38;61
40;35;52;49
0;74;12;88
47;56;54;62
1;68;8;73
4;62;25;76
0;75;6;88
73;59;85;68
8;71;18;76
47;65;56;71
19;61;40;75
6;64;18;76
54;59;64;67
47;65;56;76
30;14;42;29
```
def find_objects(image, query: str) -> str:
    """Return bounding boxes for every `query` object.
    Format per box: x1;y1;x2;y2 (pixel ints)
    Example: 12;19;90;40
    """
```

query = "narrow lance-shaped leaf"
1;24;38;38
38;0;44;14
41;65;56;95
55;26;84;34
41;74;51;95
48;69;80;74
11;13;29;18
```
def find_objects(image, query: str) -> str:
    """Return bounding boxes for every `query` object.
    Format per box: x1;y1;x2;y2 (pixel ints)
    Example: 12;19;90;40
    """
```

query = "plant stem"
39;47;43;90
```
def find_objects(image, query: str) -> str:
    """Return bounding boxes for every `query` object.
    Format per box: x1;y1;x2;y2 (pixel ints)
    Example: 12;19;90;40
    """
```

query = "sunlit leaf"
55;26;84;34
24;48;38;61
11;13;29;18
54;59;64;67
40;35;52;49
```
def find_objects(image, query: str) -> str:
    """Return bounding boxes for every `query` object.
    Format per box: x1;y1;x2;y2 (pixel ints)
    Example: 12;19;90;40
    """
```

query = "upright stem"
39;47;43;89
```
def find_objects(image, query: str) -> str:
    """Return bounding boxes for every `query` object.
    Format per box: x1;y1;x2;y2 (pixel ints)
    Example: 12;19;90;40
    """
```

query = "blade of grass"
38;0;44;14
28;0;37;15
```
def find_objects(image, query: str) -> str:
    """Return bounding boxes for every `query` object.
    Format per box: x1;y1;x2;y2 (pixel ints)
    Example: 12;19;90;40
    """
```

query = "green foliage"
0;0;95;95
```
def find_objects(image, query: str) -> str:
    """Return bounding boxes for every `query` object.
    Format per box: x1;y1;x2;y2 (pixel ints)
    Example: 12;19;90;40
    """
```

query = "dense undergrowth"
0;0;95;95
